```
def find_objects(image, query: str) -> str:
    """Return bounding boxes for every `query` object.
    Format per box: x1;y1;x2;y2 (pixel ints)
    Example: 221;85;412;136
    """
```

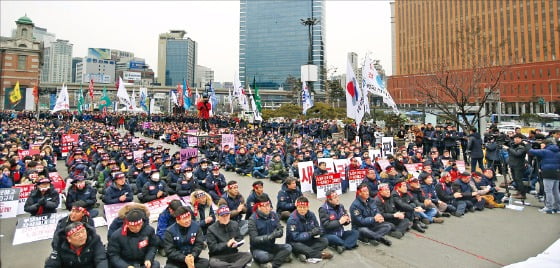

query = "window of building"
17;55;27;70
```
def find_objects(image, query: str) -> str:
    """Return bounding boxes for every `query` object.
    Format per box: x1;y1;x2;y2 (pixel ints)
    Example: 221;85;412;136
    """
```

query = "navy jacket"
107;223;158;267
349;196;380;229
103;183;133;204
276;185;302;213
529;144;560;179
286;211;321;243
65;184;97;210
156;208;176;240
176;176;197;197
318;202;349;237
205;173;226;196
248;210;283;251
24;186;60;216
163;222;205;265
45;224;108;268
141;179;169;202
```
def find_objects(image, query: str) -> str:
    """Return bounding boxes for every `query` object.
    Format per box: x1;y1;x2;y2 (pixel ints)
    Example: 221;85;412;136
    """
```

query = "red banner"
17;149;40;159
61;134;79;157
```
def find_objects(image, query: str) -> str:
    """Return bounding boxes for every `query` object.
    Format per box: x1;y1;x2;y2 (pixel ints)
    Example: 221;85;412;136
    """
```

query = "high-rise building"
195;65;214;88
0;15;42;110
75;57;116;84
239;0;325;100
157;30;197;86
71;57;81;82
41;39;73;83
388;0;560;114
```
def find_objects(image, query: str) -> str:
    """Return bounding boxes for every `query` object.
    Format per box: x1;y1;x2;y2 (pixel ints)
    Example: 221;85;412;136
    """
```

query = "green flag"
253;77;261;112
77;85;85;114
99;86;112;109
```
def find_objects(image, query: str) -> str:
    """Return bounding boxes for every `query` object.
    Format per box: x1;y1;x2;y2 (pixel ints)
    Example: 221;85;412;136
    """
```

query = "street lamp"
300;17;319;102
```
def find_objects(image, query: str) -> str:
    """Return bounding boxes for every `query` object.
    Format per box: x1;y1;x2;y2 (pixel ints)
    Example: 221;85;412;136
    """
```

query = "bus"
489;114;520;125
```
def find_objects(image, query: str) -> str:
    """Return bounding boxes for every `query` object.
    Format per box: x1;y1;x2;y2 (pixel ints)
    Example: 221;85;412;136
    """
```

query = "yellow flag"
9;81;22;104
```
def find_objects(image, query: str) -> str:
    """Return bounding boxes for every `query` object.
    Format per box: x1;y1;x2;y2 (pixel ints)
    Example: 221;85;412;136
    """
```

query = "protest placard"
298;161;314;193
13;212;68;245
17;149;40;159
187;130;198;147
61;134;79;157
132;138;140;145
144;195;182;222
456;160;466;172
404;163;424;178
180;148;198;163
142;122;152;129
317;158;335;173
133;150;145;160
377;159;392;170
333;158;349;186
315;173;342;199
221;134;235;150
369;149;381;160
30;143;42;150
348;169;367;192
381;137;394;158
13;184;35;215
0;188;20;218
48;172;66;194
103;202;133;226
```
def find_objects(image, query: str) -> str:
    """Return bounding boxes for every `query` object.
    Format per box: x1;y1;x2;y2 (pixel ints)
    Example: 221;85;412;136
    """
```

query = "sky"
0;0;393;83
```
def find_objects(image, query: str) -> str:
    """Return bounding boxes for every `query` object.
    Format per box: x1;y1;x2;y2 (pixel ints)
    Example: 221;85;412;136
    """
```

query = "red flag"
187;80;192;97
88;79;94;99
32;85;39;104
177;83;184;107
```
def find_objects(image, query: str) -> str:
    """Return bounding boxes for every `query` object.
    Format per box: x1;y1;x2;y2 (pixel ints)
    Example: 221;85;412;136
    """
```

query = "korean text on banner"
348;169;368;192
221;134;235;150
180;148;198;163
298;161;314;193
187;130;198;147
13;184;35;215
0;188;21;218
103;202;133;226
61;134;79;157
13;212;69;245
315;173;342;199
143;195;182;222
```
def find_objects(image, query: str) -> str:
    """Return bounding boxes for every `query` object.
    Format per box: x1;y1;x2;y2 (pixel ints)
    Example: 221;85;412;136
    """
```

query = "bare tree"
414;18;506;131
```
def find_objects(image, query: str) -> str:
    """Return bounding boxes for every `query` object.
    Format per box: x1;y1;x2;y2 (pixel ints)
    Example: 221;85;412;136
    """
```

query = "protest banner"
142;122;152;129
369;149;381;160
317;158;335;173
348;169;367;192
221;134;235;150
333;158;349;185
48;172;66;194
61;134;79;158
187;130;198;147
298;161;314;193
404;163;424;178
13;212;68;245
13;184;35;215
133;150;145;160
381;137;394;158
0;188;20;218
315;173;342;199
456;160;466;172
144;195;182;222
132;138;140;145
30;143;42;150
103;202;133;226
377;159;391;170
17;149;40;159
180;148;198;163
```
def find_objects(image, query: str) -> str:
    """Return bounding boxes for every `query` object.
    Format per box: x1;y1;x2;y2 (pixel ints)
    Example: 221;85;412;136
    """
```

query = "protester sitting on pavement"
245;180;273;220
252;150;268;179
373;183;409;239
286;196;333;263
419;173;454;216
206;205;253;268
103;172;133;204
470;171;504;209
163;206;210;268
45;222;108;268
206;166;227;203
156;199;182;257
319;189;359;253
452;172;486;213
135;163;153;193
349;184;393;246
0;166;13;188
268;153;288;183
193;159;211;190
24;177;60;216
139;169;170;203
107;209;160;268
176;166;198;197
166;162;183;195
224;148;236;172
407;176;445;224
189;190;216;234
392;180;427;233
65;175;98;217
248;195;293;268
218;180;248;236
107;203;150;239
52;200;94;249
379;166;401;191
235;147;253;176
276;177;303;221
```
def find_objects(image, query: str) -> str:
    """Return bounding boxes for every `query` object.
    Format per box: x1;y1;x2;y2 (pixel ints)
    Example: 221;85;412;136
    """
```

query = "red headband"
228;184;238;189
126;219;143;226
326;192;338;199
66;224;85;237
295;201;309;207
257;201;271;207
72;206;90;217
395;181;407;189
177;212;191;220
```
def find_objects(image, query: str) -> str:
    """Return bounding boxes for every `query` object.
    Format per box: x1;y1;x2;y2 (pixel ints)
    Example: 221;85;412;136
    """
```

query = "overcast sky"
1;0;392;83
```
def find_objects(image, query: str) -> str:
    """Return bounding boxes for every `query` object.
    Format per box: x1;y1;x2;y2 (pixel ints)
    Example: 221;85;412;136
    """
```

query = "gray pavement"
1;133;559;268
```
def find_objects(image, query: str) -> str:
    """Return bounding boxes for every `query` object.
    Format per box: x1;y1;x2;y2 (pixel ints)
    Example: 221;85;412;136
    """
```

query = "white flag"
130;88;137;109
346;60;366;124
362;54;400;115
302;81;313;114
233;71;250;111
170;91;178;105
116;77;133;110
51;84;69;113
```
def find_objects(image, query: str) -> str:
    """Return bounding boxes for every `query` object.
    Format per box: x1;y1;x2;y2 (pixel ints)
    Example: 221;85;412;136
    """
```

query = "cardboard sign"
369;149;381;160
377;159;391;170
315;173;342;199
144;195;182;222
456;160;466;172
30;143;42;150
17;149;40;159
404;163;424;178
13;184;35;215
348;169;368;192
61;134;79;157
0;188;21;218
13;212;68;245
381;137;394;158
187;130;198;147
298;161;314;193
333;158;349;182
180;148;198;163
221;134;235;150
103;202;133;226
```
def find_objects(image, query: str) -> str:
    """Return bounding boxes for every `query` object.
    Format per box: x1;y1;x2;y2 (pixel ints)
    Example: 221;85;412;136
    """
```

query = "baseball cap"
217;205;231;216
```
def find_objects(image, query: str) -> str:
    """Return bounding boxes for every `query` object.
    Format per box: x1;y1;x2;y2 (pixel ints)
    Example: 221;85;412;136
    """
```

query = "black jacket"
45;224;108;268
163;222;205;265
107;223;158;267
24;186;60;216
206;220;243;257
51;215;94;249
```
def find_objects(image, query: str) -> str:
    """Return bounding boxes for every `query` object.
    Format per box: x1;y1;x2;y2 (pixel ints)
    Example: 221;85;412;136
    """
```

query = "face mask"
186;172;193;179
39;186;49;192
151;174;160;181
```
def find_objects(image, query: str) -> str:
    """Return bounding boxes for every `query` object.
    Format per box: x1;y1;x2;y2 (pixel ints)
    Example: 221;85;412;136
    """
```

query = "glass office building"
239;0;325;100
165;39;196;86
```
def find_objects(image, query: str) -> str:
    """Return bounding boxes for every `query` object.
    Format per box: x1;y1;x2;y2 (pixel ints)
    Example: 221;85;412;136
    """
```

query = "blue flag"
209;81;218;113
183;79;190;109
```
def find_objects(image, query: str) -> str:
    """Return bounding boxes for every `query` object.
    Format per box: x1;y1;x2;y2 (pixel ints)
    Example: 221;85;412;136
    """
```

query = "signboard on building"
129;61;145;69
123;71;141;81
88;48;111;60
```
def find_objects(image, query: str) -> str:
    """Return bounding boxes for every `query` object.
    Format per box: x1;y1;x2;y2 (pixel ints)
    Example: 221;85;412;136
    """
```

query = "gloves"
272;228;283;238
309;227;321;236
266;233;276;241
38;198;46;206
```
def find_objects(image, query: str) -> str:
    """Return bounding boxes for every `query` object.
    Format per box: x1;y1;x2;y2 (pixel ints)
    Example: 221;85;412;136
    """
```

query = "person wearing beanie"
139;170;170;203
24;177;59;216
103;172;133;205
319;189;359;254
419;173;455;216
373;183;409;239
248;195;293;268
45;222;108;268
276;177;303;221
107;209;160;268
451;172;486;213
163;206;209;268
349;183;393;247
218;180;248;236
245;181;272;220
188;190;216;234
52;200;94;249
176;167;197;197
65;175;98;217
207;205;253;268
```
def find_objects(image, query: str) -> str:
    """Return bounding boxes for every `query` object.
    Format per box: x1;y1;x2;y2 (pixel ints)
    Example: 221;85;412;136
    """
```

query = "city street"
1;133;559;268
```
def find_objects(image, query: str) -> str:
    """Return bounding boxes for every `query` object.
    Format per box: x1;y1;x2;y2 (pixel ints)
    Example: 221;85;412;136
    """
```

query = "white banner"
123;71;141;81
381;137;394;158
315;173;342;199
0;188;20;218
298;161;314;193
221;134;235;150
13;212;68;245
